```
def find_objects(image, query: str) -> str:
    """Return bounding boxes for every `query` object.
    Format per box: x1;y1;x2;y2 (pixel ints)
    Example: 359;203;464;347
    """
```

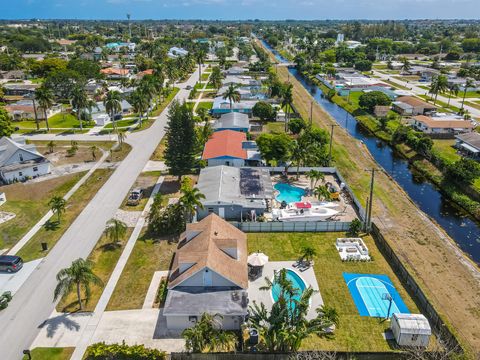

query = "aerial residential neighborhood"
0;3;479;360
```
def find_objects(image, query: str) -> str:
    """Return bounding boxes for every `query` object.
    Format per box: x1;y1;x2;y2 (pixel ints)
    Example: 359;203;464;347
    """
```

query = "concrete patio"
247;261;324;320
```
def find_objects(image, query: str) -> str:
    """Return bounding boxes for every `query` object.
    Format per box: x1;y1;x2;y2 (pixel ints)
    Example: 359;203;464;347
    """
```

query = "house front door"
218;207;225;218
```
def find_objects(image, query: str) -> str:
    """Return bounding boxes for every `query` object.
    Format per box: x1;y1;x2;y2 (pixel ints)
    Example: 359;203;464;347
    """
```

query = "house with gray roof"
0;137;50;183
213;112;250;132
455;132;480;159
196;165;273;221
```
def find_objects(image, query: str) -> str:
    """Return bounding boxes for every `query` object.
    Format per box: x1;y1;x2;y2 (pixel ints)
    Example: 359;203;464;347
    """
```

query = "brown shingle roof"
397;96;436;109
413;115;474;129
168;214;248;289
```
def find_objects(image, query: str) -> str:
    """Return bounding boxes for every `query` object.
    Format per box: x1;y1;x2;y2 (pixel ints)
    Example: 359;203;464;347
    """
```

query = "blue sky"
2;0;478;20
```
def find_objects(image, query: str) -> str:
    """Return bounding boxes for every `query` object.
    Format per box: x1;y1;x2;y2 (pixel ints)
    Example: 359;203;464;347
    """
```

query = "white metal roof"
392;313;431;335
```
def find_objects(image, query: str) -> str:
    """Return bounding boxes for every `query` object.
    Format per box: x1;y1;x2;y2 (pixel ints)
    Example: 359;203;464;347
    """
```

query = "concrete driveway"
0;259;43;295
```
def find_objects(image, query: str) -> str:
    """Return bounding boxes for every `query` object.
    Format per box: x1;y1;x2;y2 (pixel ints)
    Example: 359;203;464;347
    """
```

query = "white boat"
288;201;339;210
272;207;339;222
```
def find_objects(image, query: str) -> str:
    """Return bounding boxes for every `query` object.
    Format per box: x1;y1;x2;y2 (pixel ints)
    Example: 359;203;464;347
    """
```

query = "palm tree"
195;49;206;83
313;185;331;201
90;145;98;160
306;169;325;190
461;78;475;111
48;196;66;223
104;90;122;131
400;56;411;74
53;258;103;311
196;107;209;123
35;85;54;131
291;140;306;179
429;75;448;105
71;84;88;130
209;66;222;90
129;90;149;127
447;83;459;106
222;84;241;110
301;246;317;263
104;218;127;245
179;178;205;222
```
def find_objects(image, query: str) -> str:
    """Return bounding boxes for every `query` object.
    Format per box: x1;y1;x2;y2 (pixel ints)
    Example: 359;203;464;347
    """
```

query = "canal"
261;39;480;264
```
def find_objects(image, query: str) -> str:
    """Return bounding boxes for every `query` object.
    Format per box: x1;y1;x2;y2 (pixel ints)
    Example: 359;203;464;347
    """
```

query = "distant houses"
0;137;50;183
163;213;248;331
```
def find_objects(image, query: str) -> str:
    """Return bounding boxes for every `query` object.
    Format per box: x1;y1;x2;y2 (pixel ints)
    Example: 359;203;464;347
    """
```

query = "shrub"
85;342;166;360
348;218;362;236
359;91;391;113
252;101;276;121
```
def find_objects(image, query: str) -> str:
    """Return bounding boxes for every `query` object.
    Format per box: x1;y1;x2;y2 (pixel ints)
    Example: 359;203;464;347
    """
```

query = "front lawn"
196;101;213;111
247;232;419;352
431;139;461;165
17;169;114;261
56;229;133;313
0;173;84;250
104;118;138;129
23;348;74;360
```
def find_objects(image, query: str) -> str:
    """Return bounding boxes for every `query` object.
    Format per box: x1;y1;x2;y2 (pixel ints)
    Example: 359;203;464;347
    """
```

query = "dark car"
0;255;23;273
127;188;144;206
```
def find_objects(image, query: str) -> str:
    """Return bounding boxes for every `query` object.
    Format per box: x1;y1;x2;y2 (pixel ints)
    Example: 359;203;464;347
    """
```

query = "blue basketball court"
343;273;410;318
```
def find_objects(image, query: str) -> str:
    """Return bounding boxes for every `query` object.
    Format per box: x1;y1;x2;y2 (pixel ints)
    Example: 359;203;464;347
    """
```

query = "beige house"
412;115;474;135
163;214;248;331
392;96;437;116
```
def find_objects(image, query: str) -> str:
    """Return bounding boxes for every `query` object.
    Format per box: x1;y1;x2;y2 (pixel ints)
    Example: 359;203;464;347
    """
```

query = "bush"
288;118;306;135
359;91;391;113
354;60;373;72
348;219;362;236
252;101;276;121
85;342;166;360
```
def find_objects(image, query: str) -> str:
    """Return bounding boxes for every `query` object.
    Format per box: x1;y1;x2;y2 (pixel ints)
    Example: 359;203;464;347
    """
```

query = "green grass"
0;173;84;250
104;118;138;129
201;72;210;81
107;236;176;310
150;136;167;161
17;169;114;262
247;232;419;352
23;348;74;360
431;139;461;165
56;229;133;313
13;113;93;130
149;87;179;118
196;101;213;111
265;121;286;133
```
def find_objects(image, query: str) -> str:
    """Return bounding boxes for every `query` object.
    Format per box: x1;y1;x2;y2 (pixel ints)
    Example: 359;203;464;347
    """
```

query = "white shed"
391;313;431;347
0;192;5;206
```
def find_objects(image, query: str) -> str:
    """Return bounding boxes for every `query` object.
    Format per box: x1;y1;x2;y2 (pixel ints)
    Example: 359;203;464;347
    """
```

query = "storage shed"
391;313;431;347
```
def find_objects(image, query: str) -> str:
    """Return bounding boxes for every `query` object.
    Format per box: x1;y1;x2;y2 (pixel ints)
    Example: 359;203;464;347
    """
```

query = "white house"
168;47;189;59
391;313;432;347
0;137;50;183
163;214;248;331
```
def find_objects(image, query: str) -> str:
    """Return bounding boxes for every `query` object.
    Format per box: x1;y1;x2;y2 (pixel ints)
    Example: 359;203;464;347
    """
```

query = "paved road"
372;70;480;119
0;67;202;360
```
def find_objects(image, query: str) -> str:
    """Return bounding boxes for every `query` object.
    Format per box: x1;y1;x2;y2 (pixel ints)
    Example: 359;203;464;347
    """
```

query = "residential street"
371;70;480;119
0;67;203;360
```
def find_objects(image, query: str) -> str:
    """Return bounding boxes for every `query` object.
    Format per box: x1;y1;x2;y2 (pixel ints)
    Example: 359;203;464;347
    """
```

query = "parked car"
0;255;23;273
186;85;193;90
127;188;144;206
0;291;12;310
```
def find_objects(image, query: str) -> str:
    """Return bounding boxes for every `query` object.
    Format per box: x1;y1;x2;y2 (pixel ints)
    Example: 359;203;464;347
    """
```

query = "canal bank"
257;37;480;354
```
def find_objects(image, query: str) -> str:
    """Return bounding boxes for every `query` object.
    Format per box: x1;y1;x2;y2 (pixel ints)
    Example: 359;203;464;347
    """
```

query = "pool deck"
247;261;324;320
270;174;359;222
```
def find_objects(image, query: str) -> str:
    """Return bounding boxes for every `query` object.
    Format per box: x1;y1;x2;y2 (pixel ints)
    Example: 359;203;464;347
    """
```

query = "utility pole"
364;168;380;232
127;14;132;40
309;100;313;125
328;124;338;166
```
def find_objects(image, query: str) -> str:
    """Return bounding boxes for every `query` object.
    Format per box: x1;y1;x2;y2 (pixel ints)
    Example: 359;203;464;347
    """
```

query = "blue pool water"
272;269;307;308
274;183;305;203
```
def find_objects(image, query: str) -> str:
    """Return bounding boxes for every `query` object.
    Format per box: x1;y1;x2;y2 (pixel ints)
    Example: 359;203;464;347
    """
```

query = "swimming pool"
271;269;306;308
274;183;305;203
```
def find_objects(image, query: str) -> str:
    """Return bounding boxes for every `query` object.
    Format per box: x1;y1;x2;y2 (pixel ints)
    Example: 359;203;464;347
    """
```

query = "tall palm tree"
104;218;127;245
461;78;475;111
400;56;411;74
35;85;54;131
446;83;459;107
104;90;122;131
195;49;206;83
47;140;55;154
209;66;222;90
291;140;306;179
429;75;448;105
129;90;149;127
306;169;325;190
179;178;205;222
313;185;331;201
54;258;103;311
48;196;66;223
71;84;88;130
222;84;241;110
301;246;317;263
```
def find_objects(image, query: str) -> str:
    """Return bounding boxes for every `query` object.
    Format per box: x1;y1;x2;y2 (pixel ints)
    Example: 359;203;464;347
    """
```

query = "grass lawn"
0;173;84;250
247;232;419;352
104;118;138;129
56;229;133;312
150;136;167;161
265;121;286;133
14;113;93;130
106;236;176;311
465;101;480;110
17;168;114;262
148;87;179;118
196;101;213;111
431;139;461;164
23;348;74;360
201;72;210;81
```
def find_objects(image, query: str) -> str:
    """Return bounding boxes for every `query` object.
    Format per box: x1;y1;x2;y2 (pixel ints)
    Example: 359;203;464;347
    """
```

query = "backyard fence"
370;223;463;354
230;221;351;233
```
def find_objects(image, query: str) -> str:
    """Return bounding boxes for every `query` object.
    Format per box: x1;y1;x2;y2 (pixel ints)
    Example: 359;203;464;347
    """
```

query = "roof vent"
214;231;218;236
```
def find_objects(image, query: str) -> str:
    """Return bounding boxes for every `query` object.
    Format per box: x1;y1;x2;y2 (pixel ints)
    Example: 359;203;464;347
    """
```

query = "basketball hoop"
382;293;393;319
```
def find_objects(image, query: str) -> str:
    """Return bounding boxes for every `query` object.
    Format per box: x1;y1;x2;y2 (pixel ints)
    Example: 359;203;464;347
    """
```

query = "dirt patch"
159;175;198;199
38;145;98;166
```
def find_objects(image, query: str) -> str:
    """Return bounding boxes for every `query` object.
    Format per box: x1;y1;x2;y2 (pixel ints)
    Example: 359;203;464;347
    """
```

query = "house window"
208;208;214;213
33;167;38;172
19;154;24;162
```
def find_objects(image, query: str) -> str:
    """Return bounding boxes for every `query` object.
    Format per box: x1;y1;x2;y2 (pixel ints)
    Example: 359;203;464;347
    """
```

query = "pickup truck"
127;188;144;206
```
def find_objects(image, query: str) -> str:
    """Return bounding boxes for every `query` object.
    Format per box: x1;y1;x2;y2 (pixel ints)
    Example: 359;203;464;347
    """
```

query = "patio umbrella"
248;252;269;267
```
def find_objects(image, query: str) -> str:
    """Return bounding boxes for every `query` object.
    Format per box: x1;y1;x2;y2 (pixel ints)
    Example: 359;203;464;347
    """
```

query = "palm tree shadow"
43;219;60;231
98;242;122;252
38;312;87;338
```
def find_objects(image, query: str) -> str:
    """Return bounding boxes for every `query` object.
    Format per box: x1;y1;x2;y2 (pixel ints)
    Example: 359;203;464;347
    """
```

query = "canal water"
262;40;480;264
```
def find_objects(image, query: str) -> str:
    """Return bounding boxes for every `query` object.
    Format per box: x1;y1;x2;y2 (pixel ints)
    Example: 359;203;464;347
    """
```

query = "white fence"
230;221;351;233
